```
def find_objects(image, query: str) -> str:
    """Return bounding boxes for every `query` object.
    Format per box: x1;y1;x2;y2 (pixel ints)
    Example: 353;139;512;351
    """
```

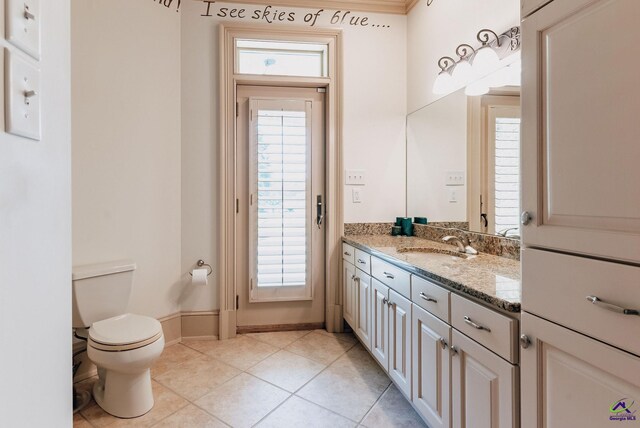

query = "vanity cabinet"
342;242;520;427
451;330;519;428
389;290;412;399
521;0;640;264
412;304;451;428
520;312;640;428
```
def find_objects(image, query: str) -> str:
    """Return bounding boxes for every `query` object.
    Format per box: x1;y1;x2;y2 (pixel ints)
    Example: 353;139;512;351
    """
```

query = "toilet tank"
72;260;136;328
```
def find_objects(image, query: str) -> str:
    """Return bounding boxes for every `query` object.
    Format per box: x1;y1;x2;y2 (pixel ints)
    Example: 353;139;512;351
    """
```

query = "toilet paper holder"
189;259;213;277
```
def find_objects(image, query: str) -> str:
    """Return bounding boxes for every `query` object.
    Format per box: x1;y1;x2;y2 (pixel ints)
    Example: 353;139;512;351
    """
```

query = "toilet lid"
89;313;162;346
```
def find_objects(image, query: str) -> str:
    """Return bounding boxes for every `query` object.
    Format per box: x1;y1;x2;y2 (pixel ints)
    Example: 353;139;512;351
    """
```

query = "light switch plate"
5;49;41;140
345;169;365;186
6;0;41;60
445;171;465;186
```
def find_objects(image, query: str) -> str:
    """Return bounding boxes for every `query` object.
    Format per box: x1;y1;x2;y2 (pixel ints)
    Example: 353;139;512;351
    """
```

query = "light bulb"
472;46;500;77
451;60;473;88
433;70;454;95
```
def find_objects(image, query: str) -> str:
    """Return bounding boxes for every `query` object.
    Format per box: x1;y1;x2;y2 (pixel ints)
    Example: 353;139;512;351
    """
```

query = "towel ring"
189;259;213;277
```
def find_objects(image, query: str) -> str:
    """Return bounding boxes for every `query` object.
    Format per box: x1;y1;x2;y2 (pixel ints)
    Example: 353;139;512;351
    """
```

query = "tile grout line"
357;381;393;426
77;331;361;428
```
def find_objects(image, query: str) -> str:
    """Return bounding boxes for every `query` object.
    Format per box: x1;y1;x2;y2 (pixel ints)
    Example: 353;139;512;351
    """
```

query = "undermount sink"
397;246;469;260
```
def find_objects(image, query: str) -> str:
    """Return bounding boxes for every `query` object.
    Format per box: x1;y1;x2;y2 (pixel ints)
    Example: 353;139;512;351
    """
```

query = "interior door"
521;311;640;428
236;85;325;329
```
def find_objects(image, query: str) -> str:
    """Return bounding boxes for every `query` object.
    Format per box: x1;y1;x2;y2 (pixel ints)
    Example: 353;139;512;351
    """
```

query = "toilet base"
93;367;154;418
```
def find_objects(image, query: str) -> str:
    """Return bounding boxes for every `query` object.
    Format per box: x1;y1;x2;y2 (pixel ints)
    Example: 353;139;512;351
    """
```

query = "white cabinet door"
451;330;518;428
355;271;372;350
389;290;412;399
412;304;451;428
343;261;356;329
521;0;640;264
371;278;390;371
521;311;640;428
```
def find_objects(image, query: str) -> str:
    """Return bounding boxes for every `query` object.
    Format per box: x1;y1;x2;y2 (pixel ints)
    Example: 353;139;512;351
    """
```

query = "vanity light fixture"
432;56;456;94
451;44;475;87
432;26;521;95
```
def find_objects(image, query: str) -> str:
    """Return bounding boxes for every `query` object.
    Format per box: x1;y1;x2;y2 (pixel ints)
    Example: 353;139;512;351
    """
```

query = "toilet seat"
89;313;163;351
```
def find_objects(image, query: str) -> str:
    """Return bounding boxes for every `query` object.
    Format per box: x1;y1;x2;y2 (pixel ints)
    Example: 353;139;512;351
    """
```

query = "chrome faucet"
443;235;478;255
443;236;466;252
497;227;519;237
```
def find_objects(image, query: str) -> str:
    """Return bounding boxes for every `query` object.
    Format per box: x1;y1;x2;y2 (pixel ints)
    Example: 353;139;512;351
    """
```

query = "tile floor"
74;330;426;428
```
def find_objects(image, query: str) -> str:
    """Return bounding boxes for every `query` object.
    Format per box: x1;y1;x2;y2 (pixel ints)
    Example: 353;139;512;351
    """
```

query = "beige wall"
0;1;72;425
71;2;407;316
407;0;519;112
180;2;407;312
71;1;182;318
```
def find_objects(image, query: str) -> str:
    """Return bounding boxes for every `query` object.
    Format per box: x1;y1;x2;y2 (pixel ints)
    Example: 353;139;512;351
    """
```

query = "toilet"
72;260;165;418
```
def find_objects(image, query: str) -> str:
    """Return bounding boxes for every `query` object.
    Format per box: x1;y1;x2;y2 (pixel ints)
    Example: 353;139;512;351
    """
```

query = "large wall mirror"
406;61;521;238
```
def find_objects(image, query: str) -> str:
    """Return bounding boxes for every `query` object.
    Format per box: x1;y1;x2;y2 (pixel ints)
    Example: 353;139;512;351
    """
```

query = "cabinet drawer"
451;294;518;363
371;257;411;299
354;249;371;275
342;243;355;265
523;248;640;357
411;275;450;323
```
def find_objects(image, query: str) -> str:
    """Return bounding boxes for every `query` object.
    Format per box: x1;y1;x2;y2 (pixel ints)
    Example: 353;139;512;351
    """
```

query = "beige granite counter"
343;235;521;313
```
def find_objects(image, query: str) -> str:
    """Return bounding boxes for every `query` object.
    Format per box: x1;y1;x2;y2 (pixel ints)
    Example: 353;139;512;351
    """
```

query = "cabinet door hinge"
236;199;239;213
236;102;239;117
236;295;239;310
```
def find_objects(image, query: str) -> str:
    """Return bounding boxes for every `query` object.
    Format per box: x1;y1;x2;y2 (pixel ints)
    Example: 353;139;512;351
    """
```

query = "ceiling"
212;0;421;15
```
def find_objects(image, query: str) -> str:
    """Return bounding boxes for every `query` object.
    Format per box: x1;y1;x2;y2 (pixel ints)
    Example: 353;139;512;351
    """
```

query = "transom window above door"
235;39;328;78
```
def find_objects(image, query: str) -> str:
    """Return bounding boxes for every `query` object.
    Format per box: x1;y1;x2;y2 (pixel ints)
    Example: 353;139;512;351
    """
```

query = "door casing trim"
218;24;344;338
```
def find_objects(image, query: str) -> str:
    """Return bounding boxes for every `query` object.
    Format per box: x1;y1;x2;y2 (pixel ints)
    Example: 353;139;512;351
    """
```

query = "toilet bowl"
72;261;166;418
87;313;164;418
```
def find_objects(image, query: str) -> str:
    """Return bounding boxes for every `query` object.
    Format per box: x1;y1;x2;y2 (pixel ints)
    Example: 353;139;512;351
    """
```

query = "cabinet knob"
450;346;458;356
439;337;447;350
382;298;389;306
521;211;533;226
520;334;531;349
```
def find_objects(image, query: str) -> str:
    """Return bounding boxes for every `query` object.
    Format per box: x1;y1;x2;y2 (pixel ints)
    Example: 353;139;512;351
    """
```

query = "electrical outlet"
352;188;363;203
4;49;41;140
445;171;465;186
345;169;365;186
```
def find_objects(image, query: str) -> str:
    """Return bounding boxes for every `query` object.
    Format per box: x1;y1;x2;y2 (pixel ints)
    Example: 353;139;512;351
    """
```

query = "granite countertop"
343;235;521;313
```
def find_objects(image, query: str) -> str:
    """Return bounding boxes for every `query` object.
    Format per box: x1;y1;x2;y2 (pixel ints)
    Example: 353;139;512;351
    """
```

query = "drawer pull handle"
383;272;395;279
586;295;640;316
439;337;447;350
419;292;438;303
464;316;491;332
357;259;367;265
344;251;352;256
